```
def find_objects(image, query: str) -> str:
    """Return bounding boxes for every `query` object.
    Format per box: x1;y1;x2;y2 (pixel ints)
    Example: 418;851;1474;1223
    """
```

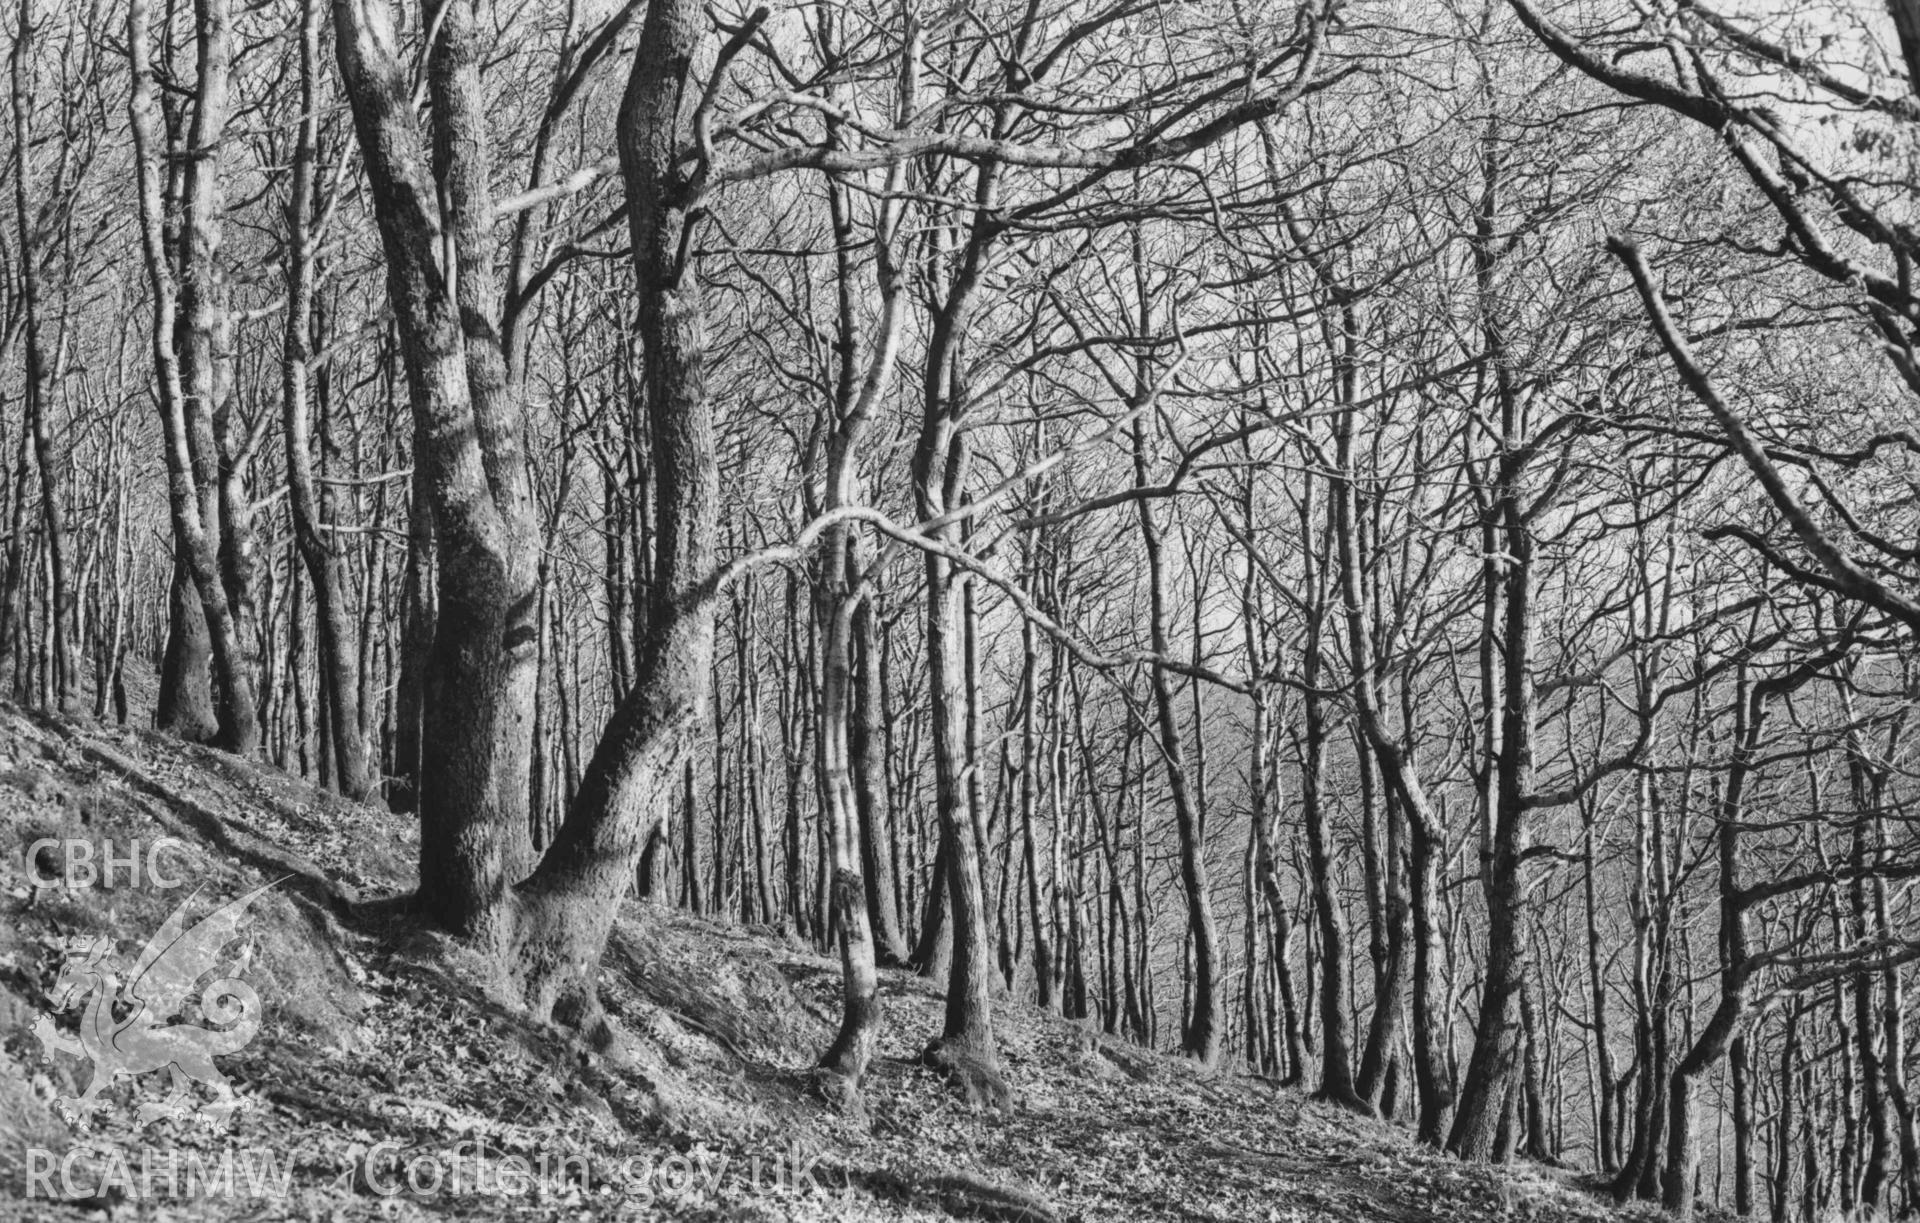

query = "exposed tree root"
922;1036;1012;1114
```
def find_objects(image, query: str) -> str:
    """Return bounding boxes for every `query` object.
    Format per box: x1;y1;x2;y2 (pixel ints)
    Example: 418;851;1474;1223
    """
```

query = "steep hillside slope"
0;705;1664;1221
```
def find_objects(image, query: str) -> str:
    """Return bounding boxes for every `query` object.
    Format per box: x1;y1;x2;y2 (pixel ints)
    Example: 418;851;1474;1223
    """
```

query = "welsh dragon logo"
31;880;280;1130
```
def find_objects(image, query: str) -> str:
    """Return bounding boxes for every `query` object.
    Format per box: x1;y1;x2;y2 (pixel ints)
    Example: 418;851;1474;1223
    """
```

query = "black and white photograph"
3;0;1919;1219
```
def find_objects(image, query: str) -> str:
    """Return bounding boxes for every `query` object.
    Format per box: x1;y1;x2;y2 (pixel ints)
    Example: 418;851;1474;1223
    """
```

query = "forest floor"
0;703;1679;1222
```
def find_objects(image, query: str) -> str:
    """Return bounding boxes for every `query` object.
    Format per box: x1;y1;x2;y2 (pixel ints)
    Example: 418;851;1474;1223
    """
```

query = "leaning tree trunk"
507;0;720;1024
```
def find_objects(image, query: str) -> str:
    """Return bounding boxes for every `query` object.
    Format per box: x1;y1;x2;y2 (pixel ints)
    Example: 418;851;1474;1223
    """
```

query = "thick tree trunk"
156;558;217;742
1731;1034;1753;1217
507;0;721;1025
332;0;538;934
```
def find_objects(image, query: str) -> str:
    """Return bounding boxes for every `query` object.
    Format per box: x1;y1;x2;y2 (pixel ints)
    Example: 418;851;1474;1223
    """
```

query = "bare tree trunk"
390;459;433;813
922;560;1008;1106
1018;615;1053;1012
1446;534;1532;1159
508;0;726;1023
10;1;74;713
0;417;30;700
1299;648;1362;1105
1292;468;1365;1108
1446;324;1539;1159
909;132;1006;1110
1128;235;1221;1068
1659;650;1846;1218
852;576;908;965
156;557;217;740
283;0;370;798
817;578;881;1081
1772;1007;1799;1223
1731;1034;1754;1217
130;0;257;755
1323;321;1405;1113
1248;687;1307;1085
333;0;539;933
1409;794;1453;1142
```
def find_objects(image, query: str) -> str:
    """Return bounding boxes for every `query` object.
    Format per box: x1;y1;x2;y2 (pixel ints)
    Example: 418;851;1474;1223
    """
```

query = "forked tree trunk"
129;0;257;755
911;133;1006;1108
332;0;538;934
808;21;916;1069
1324;312;1400;1116
817;586;881;1081
1659;656;1847;1219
